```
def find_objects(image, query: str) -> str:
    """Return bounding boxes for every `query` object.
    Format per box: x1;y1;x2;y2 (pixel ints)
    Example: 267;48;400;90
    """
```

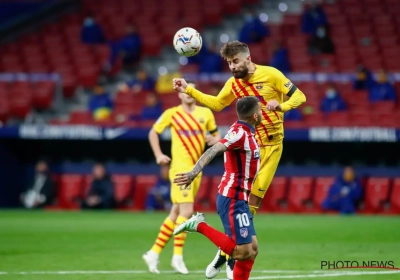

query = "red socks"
233;259;255;280
197;222;236;256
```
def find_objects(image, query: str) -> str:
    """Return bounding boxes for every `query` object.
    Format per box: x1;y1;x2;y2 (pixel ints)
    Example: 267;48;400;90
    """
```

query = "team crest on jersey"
227;131;236;139
255;83;263;90
240;228;248;238
284;81;293;89
198;117;204;124
254;149;260;159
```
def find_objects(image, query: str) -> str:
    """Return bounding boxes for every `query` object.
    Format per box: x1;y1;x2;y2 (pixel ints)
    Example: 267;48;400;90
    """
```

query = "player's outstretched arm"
173;78;235;112
173;142;227;188
280;89;306;112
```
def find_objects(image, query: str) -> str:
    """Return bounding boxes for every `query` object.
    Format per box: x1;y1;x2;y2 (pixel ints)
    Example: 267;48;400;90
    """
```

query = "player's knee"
231;244;253;261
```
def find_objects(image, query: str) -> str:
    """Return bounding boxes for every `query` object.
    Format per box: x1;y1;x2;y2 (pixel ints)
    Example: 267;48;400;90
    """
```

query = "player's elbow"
298;90;307;104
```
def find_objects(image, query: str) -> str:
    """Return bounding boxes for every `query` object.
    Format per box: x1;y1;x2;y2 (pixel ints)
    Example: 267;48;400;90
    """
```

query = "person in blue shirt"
353;65;374;90
301;3;328;35
269;41;290;74
88;84;113;120
140;92;163;120
80;15;106;45
320;84;347;113
82;163;115;209
119;70;155;94
145;164;171;211
198;45;223;73
368;69;397;102
119;25;142;68
322;166;363;214
238;11;269;44
284;108;302;121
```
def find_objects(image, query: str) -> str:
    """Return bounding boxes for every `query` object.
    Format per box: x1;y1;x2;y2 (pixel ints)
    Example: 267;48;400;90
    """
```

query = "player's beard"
232;67;248;79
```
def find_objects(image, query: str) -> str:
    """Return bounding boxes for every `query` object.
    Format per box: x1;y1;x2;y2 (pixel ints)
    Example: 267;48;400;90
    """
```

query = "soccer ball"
173;27;202;57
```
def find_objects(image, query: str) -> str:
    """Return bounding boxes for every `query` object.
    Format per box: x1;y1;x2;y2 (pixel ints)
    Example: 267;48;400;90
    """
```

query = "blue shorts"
216;193;256;245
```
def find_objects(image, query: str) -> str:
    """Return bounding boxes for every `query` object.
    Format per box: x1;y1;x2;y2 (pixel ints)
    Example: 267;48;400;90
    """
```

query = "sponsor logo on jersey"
227;131;236;139
254;149;260;159
284;81;293;89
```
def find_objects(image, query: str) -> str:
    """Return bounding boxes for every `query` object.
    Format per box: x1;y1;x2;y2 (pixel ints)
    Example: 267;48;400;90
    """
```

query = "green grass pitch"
0;211;399;280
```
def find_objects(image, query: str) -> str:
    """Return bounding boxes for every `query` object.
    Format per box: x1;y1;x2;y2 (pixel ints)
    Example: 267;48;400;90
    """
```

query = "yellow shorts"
252;143;283;199
169;168;202;204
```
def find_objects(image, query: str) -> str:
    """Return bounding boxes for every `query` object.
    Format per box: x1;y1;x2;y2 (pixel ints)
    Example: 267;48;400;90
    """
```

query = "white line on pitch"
248;270;400;279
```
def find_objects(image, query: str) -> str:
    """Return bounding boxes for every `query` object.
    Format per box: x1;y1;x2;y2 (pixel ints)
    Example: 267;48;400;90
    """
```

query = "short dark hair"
220;41;250;60
236;96;259;120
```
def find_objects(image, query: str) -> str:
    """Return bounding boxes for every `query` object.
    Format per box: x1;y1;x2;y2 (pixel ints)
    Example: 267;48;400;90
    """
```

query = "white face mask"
84;18;94;26
326;89;336;99
316;28;326;38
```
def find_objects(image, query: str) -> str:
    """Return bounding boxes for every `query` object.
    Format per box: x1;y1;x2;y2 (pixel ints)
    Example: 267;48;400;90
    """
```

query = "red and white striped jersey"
218;120;260;201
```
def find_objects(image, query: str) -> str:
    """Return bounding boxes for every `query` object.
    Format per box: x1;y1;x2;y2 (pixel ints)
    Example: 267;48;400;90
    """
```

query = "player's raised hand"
173;78;188;93
173;172;193;189
266;100;282;111
156;154;171;165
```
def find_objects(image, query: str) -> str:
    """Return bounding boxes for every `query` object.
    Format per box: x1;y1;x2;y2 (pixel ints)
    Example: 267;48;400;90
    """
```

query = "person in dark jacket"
145;164;171;211
322;166;363;214
82;163;114;209
21;160;55;209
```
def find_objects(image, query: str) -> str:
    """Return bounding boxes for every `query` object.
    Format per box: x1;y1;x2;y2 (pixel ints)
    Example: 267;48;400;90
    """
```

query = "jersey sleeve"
152;109;173;134
269;67;298;97
205;109;218;135
185;78;236;112
269;67;307;112
219;128;245;150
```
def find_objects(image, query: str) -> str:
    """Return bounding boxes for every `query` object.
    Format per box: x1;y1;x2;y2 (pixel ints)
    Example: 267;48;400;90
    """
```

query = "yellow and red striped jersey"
153;105;218;169
185;65;306;146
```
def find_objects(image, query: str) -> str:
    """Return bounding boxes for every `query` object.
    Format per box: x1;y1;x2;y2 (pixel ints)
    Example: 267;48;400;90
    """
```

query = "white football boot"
171;255;189;274
142;250;160;274
173;212;205;235
226;256;235;280
205;249;226;279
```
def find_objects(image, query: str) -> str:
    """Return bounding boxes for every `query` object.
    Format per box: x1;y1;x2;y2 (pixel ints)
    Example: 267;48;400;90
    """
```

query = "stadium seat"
363;177;391;213
133;175;158;210
194;175;211;211
112;174;134;208
313;177;335;212
259;176;288;212
287;177;314;212
58;174;84;209
390;178;400;214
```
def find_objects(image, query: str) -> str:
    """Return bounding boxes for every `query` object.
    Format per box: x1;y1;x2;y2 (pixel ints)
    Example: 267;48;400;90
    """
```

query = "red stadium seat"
133;175;158;210
287;177;314;212
194;176;212;211
260;176;288;212
390;178;400;214
112;174;134;207
313;177;335;212
69;111;93;124
58;174;84;209
363;177;391;213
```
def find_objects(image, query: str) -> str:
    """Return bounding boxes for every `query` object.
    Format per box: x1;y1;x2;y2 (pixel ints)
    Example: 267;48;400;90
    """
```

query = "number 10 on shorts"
236;213;250;228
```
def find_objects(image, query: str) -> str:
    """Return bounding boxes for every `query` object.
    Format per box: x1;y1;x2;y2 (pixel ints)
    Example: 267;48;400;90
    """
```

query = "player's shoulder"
256;65;283;77
225;76;236;86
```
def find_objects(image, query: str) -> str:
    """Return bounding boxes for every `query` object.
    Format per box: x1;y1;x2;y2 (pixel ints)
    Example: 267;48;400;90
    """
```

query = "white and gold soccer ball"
173;27;202;57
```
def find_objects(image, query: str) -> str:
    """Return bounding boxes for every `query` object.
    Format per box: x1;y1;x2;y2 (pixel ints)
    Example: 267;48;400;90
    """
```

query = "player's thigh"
170;169;202;204
216;194;256;245
252;143;283;198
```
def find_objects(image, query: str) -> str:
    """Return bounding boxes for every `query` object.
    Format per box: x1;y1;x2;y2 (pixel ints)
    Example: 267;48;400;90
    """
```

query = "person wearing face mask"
368;69;397;102
80;15;106;45
320;85;346;113
20;160;55;209
322;166;363;215
308;25;334;54
238;11;270;44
